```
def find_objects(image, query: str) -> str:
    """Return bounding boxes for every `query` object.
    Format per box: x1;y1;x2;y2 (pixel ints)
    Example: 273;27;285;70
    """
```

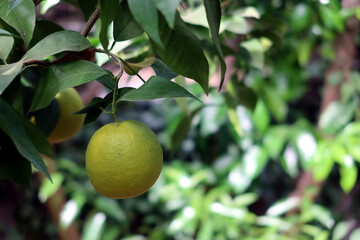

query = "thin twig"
81;7;100;37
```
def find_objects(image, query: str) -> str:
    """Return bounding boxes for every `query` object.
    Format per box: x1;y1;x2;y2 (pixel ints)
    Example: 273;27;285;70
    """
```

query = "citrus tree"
0;0;225;187
2;0;360;239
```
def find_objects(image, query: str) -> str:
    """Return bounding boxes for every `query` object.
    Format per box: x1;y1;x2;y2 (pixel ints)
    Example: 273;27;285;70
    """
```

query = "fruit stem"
111;75;121;123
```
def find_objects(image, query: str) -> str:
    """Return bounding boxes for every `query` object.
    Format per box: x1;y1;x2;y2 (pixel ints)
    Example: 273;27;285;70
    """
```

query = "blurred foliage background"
1;0;360;239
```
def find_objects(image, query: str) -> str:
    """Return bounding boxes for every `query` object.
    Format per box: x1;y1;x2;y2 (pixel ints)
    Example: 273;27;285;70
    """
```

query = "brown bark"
290;0;360;205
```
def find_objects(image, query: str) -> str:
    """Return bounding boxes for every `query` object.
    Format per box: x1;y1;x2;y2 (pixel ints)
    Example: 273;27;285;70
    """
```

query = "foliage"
1;0;360;239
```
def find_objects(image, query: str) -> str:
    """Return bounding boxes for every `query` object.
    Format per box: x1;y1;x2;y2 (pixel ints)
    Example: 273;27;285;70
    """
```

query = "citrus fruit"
47;88;85;143
85;120;163;199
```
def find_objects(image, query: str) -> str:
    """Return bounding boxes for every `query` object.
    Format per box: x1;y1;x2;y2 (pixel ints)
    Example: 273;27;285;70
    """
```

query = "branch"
23;59;51;67
81;7;100;37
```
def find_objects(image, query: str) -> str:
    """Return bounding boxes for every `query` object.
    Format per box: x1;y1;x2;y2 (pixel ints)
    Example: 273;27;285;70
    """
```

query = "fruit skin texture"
47;88;85;143
85;120;163;199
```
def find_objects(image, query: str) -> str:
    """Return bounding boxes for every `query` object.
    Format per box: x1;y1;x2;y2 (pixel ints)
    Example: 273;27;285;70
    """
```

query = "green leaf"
294;131;317;170
0;29;14;61
298;39;314;66
290;3;312;32
243;145;268;180
0;130;31;186
204;0;226;90
82;212;107;240
333;222;350;240
30;19;64;47
21;114;54;158
0;0;35;45
319;5;344;33
350;228;360;240
263;125;288;159
153;0;181;29
241;39;264;69
78;0;97;20
151;58;178;80
78;88;133;114
113;1;144;41
96;74;115;90
7;0;24;14
38;172;64;202
225;93;243;140
264;87;287;122
118;76;200;102
30;60;107;112
150;14;209;93
252;99;270;134
128;0;163;47
33;99;60;137
339;156;357;193
313;141;334;181
171;107;202;150
24;30;91;60
99;0;118;50
0;97;51;181
0;60;23;95
319;101;355;135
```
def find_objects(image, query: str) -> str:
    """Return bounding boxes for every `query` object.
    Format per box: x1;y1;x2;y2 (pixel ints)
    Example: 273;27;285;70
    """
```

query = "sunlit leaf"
0;29;14;61
24;30;91;60
0;60;23;95
0;0;35;45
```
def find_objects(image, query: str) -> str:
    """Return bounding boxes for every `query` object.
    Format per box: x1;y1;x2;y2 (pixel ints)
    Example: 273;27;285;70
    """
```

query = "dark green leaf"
0;130;31;186
128;0;163;47
204;0;226;90
319;101;355;135
30;60;107;112
150;14;209;93
96;74;115;90
29;19;64;47
99;0;118;50
79;88;134;124
24;30;91;60
33;99;60;137
78;0;97;20
113;1;144;41
118;76;200;102
21;115;54;158
226;78;257;111
0;60;23;95
153;0;181;28
7;0;24;14
0;0;35;45
0;29;14;61
151;58;178;80
237;87;257;111
0;97;51;181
